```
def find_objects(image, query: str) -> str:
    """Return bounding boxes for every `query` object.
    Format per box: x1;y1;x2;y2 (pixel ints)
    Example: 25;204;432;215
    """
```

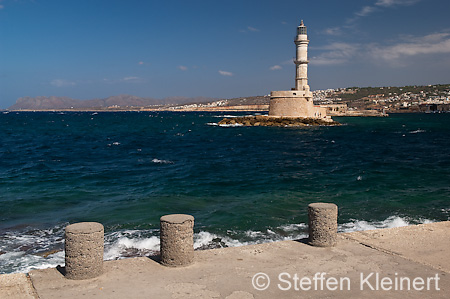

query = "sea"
1;111;449;274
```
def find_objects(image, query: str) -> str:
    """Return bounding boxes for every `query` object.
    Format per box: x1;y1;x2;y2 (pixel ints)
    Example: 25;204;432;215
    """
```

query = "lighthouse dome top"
297;20;307;35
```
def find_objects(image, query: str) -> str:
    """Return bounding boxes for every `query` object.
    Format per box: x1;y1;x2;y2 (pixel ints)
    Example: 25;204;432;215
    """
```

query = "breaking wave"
338;216;433;233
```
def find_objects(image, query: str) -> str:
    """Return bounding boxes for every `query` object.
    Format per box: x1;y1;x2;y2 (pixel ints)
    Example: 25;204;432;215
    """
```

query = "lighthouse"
268;20;329;120
294;20;309;91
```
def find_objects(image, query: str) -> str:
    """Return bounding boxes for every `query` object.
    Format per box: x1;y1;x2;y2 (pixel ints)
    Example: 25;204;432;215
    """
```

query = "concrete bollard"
308;203;338;247
160;214;194;267
64;222;104;280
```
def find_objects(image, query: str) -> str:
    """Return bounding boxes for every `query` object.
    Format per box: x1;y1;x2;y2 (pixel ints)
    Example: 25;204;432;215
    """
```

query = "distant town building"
324;104;348;116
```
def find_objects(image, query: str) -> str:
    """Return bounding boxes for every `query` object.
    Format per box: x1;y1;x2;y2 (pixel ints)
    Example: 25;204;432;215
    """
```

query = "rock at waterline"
218;116;340;127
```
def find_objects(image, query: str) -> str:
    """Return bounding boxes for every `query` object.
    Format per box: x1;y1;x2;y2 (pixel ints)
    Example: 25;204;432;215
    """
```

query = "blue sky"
1;0;450;108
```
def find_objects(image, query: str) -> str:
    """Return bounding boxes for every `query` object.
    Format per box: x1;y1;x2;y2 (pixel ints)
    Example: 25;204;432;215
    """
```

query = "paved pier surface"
2;221;449;298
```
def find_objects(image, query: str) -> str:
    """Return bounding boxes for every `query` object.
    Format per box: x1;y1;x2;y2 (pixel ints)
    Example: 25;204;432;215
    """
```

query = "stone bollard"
160;214;194;267
64;222;104;280
308;203;338;247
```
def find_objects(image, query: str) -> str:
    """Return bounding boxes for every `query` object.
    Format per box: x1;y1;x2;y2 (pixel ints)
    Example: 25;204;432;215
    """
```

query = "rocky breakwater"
218;115;340;127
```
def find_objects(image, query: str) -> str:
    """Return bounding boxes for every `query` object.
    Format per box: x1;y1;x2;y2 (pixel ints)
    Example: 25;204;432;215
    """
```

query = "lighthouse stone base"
269;90;332;122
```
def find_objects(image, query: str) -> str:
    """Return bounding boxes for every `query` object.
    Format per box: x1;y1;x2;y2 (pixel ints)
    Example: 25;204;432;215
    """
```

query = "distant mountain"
10;96;83;110
8;95;216;110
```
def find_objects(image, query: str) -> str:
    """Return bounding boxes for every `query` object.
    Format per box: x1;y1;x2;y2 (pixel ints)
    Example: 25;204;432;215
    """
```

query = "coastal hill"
315;84;450;111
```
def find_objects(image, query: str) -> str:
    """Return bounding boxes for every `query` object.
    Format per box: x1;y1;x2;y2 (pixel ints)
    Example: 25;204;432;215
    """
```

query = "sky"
1;0;450;108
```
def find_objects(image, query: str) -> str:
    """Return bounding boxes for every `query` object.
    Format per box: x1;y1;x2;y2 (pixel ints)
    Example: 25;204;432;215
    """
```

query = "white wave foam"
218;123;243;127
213;115;239;118
244;230;266;238
409;129;426;134
441;208;450;220
238;225;308;244
338;216;433;233
194;231;220;248
419;219;434;224
274;224;308;241
278;223;307;232
104;236;160;260
0;226;66;274
1;216;437;274
206;122;218;126
107;142;121;146
0;251;65;274
194;231;253;248
151;158;173;164
103;229;160;260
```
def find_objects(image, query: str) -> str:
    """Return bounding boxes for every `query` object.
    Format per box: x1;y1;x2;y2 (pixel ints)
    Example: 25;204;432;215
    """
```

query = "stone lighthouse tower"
269;20;328;120
294;20;310;92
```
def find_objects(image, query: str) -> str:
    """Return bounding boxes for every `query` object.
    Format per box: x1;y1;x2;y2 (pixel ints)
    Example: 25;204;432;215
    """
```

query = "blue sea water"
0;111;449;273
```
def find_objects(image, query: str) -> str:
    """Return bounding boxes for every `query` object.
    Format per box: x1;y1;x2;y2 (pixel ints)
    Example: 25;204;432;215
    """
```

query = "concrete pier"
160;214;194;267
64;222;104;280
308;202;338;247
3;221;450;298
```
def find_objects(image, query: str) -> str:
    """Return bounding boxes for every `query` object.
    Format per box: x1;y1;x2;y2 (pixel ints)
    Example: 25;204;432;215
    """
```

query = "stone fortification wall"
269;90;329;120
